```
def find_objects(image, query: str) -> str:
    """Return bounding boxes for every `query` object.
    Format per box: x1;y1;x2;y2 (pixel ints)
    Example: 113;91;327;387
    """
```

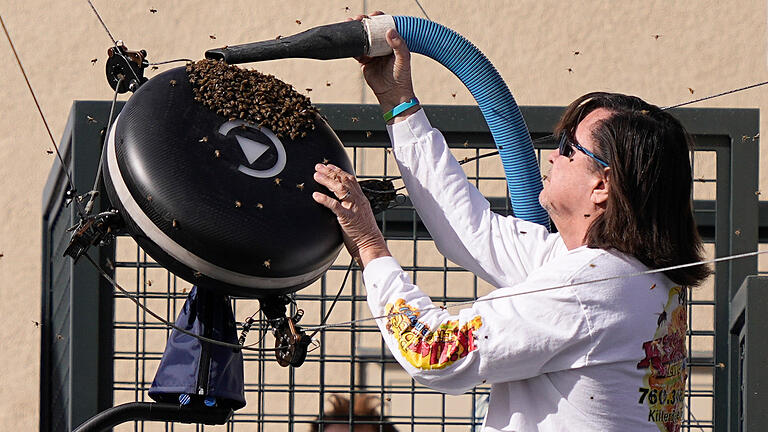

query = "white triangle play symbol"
236;136;270;164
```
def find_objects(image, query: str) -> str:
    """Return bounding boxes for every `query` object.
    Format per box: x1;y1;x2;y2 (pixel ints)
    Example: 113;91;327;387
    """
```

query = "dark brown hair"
310;394;398;432
555;92;710;286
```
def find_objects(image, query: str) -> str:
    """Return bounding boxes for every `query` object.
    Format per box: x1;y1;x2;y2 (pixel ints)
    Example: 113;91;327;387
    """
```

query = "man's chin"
539;193;556;217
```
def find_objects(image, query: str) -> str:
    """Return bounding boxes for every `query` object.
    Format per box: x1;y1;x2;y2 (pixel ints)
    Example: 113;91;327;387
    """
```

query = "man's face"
539;108;612;224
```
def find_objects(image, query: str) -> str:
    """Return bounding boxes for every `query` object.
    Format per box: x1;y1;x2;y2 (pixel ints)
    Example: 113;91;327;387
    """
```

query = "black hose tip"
205;49;226;62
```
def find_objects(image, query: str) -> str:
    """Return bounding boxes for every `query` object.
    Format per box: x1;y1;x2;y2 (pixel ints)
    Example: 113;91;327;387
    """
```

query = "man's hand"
312;163;391;268
351;12;418;119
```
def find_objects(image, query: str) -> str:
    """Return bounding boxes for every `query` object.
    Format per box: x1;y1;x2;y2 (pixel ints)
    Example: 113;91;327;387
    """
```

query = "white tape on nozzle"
364;15;397;57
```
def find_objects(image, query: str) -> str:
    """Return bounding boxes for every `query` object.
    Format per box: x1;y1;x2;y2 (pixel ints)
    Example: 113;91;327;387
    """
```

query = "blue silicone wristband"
382;97;420;122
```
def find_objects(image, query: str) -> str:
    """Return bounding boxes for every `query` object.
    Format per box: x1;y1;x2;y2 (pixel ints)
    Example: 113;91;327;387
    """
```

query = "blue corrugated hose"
394;16;549;229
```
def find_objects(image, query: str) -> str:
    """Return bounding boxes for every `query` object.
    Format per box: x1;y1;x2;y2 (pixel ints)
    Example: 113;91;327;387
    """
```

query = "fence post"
729;276;768;431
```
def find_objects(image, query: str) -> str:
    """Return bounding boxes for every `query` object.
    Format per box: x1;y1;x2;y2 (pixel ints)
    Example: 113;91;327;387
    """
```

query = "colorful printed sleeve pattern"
385;298;483;371
363;256;594;395
387;110;565;289
636;286;688;432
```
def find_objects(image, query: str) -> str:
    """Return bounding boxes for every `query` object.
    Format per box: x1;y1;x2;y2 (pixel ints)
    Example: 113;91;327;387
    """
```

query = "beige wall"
1;0;766;429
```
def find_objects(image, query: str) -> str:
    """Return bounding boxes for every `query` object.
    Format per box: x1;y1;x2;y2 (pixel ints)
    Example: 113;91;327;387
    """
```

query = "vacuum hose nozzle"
204;16;397;64
205;14;550;228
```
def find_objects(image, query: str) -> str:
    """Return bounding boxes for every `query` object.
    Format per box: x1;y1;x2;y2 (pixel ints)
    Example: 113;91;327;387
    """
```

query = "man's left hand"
312;163;391;267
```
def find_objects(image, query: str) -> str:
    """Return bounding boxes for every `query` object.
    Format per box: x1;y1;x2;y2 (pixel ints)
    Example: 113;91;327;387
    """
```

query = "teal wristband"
382;97;420;122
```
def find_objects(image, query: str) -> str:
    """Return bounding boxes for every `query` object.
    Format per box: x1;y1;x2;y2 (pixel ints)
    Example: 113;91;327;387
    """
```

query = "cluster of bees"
186;59;318;140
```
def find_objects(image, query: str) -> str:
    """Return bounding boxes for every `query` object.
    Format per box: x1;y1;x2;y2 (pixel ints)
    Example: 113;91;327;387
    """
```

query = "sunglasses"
558;132;610;168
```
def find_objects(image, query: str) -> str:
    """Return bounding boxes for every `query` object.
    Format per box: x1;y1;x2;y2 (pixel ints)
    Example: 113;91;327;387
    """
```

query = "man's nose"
547;149;558;164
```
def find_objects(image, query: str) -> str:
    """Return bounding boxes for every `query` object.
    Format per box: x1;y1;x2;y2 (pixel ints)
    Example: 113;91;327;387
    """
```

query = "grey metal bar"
729;276;768;432
727;118;759;296
41;101;120;431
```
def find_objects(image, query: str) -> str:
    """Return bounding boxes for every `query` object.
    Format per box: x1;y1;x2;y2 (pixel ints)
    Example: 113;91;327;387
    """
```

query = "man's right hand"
351;12;418;119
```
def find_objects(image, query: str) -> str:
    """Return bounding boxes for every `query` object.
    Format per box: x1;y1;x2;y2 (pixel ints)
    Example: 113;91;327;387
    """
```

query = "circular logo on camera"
218;120;287;178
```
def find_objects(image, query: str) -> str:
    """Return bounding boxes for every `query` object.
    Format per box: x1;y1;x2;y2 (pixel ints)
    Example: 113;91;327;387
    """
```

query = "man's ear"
591;168;610;206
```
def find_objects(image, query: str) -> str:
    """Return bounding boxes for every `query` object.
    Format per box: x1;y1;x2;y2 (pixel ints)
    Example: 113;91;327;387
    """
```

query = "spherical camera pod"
103;66;353;298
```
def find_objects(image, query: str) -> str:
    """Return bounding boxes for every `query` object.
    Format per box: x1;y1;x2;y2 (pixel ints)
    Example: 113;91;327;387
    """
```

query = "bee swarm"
187;59;317;140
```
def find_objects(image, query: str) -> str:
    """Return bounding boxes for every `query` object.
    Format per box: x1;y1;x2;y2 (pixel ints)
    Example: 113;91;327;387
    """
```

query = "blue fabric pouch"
148;286;245;409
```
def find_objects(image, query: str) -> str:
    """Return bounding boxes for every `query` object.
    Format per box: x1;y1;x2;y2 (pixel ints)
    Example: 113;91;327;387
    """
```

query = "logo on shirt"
637;286;687;432
385;298;482;370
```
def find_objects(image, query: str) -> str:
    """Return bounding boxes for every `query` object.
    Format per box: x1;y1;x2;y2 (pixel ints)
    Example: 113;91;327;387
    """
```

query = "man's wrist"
358;240;391;269
376;92;416;113
387;104;421;124
379;94;420;125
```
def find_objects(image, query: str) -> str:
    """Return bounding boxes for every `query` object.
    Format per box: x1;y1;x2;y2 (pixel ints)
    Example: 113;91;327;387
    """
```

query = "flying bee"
657;310;667;327
90;58;98;65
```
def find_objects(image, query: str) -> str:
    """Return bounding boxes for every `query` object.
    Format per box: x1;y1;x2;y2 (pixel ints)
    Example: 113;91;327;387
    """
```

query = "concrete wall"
1;0;765;429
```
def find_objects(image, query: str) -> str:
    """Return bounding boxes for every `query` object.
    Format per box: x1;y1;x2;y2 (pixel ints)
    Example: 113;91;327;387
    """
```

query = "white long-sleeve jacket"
361;109;687;432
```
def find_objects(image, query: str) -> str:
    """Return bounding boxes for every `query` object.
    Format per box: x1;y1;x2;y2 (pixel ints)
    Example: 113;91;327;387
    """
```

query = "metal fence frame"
729;276;768;432
41;101;759;431
40;101;124;431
